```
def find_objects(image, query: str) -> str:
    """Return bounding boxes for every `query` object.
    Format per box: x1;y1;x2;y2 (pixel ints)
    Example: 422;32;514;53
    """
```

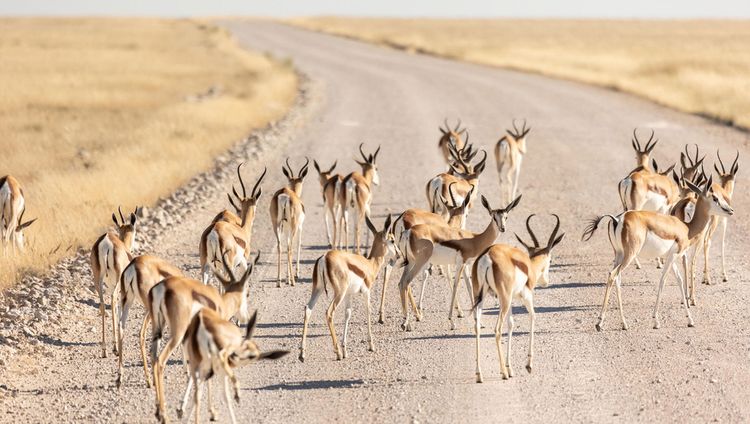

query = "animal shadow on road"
256;379;365;391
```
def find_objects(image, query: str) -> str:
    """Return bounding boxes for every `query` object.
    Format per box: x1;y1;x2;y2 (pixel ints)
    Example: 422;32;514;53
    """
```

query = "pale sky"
2;0;750;18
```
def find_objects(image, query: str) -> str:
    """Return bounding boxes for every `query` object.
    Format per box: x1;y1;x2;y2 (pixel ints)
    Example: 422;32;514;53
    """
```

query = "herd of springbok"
0;121;740;422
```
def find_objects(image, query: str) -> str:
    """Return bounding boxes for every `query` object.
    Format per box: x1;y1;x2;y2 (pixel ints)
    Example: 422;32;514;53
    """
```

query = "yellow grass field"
291;18;750;129
0;18;297;289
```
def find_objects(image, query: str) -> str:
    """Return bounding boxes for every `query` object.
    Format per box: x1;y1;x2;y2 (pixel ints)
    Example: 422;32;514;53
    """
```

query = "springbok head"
680;144;706;181
355;143;381;186
439;118;466;149
227;311;290;367
13;209;37;252
650;158;676;177
365;214;398;258
631;128;658;168
687;175;734;218
480;193;521;233
111;206;137;251
227;163;266;223
714;150;739;188
281;157;310;196
448;148;488;180
514;214;565;287
217;250;261;324
447;136;481;174
507;118;531;151
313;160;338;186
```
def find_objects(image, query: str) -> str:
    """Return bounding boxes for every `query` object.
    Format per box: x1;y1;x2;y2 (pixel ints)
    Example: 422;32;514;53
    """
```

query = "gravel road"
1;21;749;423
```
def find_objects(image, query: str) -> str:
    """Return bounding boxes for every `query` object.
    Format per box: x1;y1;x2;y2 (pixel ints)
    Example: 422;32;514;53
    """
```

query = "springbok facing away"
299;215;396;362
178;309;288;424
270;158;309;287
379;184;469;324
149;253;259;424
495;119;531;205
200;164;265;286
397;194;522;332
438;118;466;165
472;214;564;382
116;255;183;388
703;151;739;285
0;175;36;254
90;207;137;358
425;150;488;219
313;160;342;248
340;144;381;254
582;176;733;332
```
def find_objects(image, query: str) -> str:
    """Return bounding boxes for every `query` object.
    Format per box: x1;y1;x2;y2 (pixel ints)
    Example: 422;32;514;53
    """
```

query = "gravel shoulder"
1;21;749;423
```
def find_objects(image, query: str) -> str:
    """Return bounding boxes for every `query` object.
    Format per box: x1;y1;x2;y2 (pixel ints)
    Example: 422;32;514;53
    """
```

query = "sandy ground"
1;21;750;423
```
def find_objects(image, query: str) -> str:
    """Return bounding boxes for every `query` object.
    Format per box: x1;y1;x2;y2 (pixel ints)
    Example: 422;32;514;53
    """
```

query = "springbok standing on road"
582;176;734;331
313;160;342;248
179;309;288;424
200;164;265;286
495;119;531;205
425;150;487;219
149;253;259;423
0;175;36;254
472;214;564;382
270;157;309;287
702;150;739;285
397;194;522;331
116;254;183;388
438;118;466;165
299;215;396;362
340;144;380;254
90;207;137;358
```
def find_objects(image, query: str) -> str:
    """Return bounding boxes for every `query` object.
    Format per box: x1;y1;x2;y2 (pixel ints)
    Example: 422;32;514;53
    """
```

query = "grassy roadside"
0;18;297;289
290;17;750;129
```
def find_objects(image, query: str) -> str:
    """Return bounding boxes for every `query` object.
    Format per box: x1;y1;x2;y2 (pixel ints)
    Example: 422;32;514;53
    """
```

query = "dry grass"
0;18;297;289
291;18;750;128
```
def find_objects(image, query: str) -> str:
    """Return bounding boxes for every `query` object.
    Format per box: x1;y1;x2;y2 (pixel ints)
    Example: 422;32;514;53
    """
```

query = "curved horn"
358;143;368;162
520;118;529;137
644;130;658;153
512;119;520;137
632;128;642;151
236;162;247;197
731;150;740;175
475;149;488;168
448;182;458;207
284;157;293;177
716;149;727;174
252;167;267;198
547;214;561;248
454;118;461;132
299;157;310;175
118;206;125;226
525;214;540;247
443;118;450;131
373;145;381;161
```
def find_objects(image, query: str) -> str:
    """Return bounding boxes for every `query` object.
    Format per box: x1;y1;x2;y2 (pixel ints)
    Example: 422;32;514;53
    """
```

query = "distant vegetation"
0;18;297;288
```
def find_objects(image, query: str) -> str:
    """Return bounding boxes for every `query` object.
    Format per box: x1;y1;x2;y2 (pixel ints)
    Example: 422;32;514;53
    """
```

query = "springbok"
340;144;381;254
397;194;522;331
0;175;36;254
438;118;466;165
495;119;531;204
90;207;137;358
178;309;288;424
149;253;259;423
380;184;469;323
313;160;342;248
200;164;265;285
270;157;309;287
472;214;564;382
702;151;739;285
116;255;183;388
425;150;487;219
299;215;396;362
582;176;733;331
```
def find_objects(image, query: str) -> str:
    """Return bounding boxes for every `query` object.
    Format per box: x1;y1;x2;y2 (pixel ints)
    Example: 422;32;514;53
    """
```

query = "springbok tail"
581;214;619;242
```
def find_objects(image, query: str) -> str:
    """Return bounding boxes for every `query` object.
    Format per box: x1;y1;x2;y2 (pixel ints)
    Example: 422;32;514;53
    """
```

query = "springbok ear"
355;159;367;168
130;213;137;226
646;140;658;153
328;161;337;173
18;218;37;230
260;350;289;360
365;216;378;234
480;195;492;212
383;214;392;232
281;167;291;179
671;170;680;186
245;311;258;340
474;161;486;174
551;233;565;249
299;167;309;179
254;187;263;200
651;158;659;172
313;160;322;173
506;195;522;212
112;213;119;226
684;179;702;195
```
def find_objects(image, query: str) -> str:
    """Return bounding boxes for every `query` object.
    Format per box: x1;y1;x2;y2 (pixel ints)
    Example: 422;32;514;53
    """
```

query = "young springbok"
299;215;396;362
116;255;183;388
200;164;265;285
340;144;381;254
702;151;738;285
313;160;343;248
178;309;288;424
582;176;733;331
397;194;522;331
90;207;137;358
472;214;564;382
495;119;531;205
149;253;259;423
438;118;466;165
0;175;36;254
270;157;309;287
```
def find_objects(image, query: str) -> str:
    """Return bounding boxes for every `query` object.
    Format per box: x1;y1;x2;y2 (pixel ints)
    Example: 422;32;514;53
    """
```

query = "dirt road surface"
1;21;749;423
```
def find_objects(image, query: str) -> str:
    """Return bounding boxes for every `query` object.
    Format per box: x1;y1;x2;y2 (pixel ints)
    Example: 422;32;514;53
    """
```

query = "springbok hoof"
653;322;661;330
378;317;385;325
595;322;603;332
450;321;457;331
368;346;375;353
234;392;240;404
476;373;484;383
209;408;217;421
622;322;629;331
416;313;423;322
457;310;465;319
702;279;710;286
689;299;697;307
688;321;695;328
526;364;532;374
507;368;515;378
722;276;728;283
115;377;122;389
401;322;413;332
176;408;183;419
298;353;305;362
